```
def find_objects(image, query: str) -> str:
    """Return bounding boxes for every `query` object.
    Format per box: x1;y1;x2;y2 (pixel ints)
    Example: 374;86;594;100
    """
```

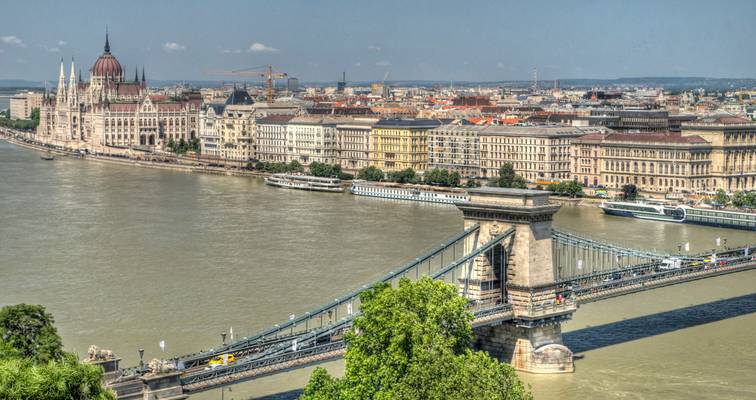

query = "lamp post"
138;348;144;371
221;332;227;346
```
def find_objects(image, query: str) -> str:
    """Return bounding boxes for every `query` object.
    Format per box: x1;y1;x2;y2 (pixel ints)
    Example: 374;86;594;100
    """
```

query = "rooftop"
374;118;441;128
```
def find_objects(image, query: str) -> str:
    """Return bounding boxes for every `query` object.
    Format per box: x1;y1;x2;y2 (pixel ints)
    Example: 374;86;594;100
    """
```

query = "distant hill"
2;77;754;91
0;80;46;88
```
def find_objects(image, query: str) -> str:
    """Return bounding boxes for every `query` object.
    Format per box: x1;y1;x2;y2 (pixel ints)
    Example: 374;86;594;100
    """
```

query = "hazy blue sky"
0;0;754;82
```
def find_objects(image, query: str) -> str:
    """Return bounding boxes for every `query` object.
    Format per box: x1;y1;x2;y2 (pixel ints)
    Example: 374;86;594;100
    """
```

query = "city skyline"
1;0;755;82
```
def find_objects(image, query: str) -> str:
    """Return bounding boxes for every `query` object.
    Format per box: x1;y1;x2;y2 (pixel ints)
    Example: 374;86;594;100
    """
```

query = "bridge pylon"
457;187;576;373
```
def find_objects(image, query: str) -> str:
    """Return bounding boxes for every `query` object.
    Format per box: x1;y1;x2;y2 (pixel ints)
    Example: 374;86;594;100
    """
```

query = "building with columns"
570;115;756;196
35;31;201;152
570;132;712;195
681;115;756;192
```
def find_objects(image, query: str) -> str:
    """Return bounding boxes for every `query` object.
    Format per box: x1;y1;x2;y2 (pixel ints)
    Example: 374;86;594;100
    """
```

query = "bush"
356;166;385;181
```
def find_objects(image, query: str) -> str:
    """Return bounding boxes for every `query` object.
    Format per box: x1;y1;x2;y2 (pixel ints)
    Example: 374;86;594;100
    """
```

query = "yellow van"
208;354;235;368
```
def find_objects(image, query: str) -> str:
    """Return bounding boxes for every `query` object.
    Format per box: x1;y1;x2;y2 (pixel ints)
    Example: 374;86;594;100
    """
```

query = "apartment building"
369;119;440;172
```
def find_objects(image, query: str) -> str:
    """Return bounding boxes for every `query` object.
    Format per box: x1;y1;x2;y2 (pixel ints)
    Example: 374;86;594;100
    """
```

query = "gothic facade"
36;31;200;152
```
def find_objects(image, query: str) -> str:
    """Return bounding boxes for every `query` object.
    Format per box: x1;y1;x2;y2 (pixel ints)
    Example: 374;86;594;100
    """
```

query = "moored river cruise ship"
599;200;756;231
350;180;469;204
265;174;344;193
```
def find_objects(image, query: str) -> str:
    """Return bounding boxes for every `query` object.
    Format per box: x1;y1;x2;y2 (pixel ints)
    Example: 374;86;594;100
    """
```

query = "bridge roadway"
120;246;755;394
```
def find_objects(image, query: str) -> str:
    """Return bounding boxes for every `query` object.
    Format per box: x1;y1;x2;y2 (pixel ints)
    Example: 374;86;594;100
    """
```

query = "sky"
0;0;754;83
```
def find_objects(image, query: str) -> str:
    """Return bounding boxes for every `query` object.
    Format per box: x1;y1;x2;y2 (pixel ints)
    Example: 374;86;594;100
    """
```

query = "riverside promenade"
0;128;269;179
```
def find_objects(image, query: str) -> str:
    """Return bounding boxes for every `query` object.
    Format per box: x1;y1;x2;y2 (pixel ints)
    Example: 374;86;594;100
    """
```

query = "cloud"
248;42;278;52
367;44;381;51
354;62;362;67
16;58;27;64
163;42;186;52
0;49;4;53
1;35;26;47
222;49;242;54
376;60;391;67
46;46;61;53
57;40;67;46
496;62;505;69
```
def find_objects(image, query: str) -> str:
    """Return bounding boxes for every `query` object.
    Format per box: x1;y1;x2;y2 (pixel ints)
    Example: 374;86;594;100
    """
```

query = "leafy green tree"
465;179;481;188
288;160;304;173
309;162;343;178
0;354;115;400
491;163;527;189
0;304;64;364
713;189;730;206
387;168;419;184
30;108;40;127
166;138;176;152
423;168;450;186
301;277;531;400
189;137;201;153
621;184;638;200
547;181;583;198
0;304;115;400
356;166;384;181
448;172;461;187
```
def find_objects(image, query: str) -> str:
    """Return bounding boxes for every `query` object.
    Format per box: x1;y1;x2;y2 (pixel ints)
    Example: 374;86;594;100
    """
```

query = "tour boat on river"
599;200;756;231
265;174;344;193
350;180;469;204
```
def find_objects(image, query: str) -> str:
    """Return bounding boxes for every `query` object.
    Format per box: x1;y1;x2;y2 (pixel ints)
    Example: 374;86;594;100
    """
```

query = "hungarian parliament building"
35;32;201;151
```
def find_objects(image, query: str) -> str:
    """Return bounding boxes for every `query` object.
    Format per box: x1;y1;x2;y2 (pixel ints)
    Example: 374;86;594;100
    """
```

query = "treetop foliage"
300;277;532;400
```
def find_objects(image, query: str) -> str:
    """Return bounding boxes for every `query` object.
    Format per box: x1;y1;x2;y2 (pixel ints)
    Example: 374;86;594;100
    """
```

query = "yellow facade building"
369;119;440;172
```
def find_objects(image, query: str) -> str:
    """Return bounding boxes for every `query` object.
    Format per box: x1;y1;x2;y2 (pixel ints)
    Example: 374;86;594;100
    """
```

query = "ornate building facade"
35;31;200;152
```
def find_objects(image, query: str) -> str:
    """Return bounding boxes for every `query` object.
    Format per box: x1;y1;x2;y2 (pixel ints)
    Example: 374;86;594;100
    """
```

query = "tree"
288;160;304;173
713;189;730;207
448;172;461;187
301;278;532;400
465;179;481;188
189;137;201;153
491;163;527;189
621;184;638;200
309;162;342;178
166;138;176;152
0;356;115;400
0;304;64;364
387;168;419;184
422;168;448;185
547;181;583;198
0;304;115;400
30;108;40;128
356;166;384;181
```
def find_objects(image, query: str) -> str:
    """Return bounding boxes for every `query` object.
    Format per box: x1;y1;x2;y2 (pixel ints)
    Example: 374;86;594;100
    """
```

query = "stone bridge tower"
457;187;576;373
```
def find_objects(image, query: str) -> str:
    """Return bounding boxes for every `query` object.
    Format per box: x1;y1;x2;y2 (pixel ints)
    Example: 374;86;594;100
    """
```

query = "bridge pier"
458;188;576;373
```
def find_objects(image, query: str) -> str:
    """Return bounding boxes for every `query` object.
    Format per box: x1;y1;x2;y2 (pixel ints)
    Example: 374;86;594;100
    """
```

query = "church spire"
56;58;66;106
68;58;78;106
104;25;110;53
78;69;82;83
134;67;139;83
141;66;145;85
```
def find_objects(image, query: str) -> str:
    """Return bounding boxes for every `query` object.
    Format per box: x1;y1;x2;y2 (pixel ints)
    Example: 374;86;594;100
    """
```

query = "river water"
1;140;754;400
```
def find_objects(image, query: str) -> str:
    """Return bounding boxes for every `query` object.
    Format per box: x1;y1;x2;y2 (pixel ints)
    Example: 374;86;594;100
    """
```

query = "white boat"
350;180;469;204
599;200;756;231
598;200;685;223
265;174;344;193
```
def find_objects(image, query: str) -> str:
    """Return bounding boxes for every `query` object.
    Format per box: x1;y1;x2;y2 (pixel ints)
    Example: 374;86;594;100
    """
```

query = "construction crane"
204;65;288;103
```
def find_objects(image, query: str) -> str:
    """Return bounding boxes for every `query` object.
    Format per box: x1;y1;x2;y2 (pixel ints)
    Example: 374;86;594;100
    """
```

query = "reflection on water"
1;141;755;400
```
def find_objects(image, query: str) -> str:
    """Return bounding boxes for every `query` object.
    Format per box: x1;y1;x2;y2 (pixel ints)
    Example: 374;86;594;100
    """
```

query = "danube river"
1;140;755;400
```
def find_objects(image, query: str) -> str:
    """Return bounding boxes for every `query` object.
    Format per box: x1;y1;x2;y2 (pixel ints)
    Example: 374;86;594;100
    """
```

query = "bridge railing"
551;228;704;280
177;223;481;367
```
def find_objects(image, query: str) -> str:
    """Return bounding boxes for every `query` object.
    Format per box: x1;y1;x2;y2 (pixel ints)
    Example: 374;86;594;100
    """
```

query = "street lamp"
221;332;227;346
138;348;144;371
